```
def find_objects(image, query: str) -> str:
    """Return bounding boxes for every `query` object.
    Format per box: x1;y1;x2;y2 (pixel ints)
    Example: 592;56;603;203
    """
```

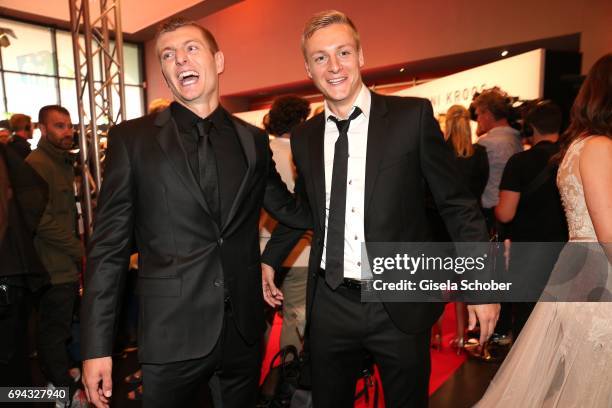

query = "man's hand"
262;263;283;307
467;303;500;345
82;356;113;408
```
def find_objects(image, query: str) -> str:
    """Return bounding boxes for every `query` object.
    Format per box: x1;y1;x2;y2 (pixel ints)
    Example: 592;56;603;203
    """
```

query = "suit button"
218;237;224;246
213;279;224;287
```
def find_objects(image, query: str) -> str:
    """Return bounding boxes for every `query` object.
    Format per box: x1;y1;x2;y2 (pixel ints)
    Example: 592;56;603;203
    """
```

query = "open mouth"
178;70;200;86
327;77;347;86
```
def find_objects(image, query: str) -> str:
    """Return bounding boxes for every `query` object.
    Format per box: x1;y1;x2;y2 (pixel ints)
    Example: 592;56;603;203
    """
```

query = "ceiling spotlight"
501;50;509;57
399;67;405;73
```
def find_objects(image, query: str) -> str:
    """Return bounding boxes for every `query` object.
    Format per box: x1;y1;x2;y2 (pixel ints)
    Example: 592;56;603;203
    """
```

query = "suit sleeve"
80;126;134;359
419;100;489;242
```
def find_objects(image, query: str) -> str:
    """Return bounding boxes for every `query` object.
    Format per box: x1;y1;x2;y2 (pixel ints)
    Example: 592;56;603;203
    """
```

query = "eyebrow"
160;39;204;53
311;43;354;54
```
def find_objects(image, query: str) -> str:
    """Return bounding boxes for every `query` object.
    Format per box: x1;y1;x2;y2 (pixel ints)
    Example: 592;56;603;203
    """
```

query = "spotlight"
501;50;509;57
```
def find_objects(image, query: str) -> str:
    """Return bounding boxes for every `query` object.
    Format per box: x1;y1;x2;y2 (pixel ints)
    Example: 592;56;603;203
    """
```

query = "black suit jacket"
263;92;488;333
81;107;310;364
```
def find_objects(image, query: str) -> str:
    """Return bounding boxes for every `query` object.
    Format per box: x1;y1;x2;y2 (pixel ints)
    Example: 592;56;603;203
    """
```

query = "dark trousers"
0;285;32;386
310;278;430;408
36;282;78;390
141;305;261;408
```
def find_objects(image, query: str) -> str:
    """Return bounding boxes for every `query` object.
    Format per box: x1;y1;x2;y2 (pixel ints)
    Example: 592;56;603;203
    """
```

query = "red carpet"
260;303;466;405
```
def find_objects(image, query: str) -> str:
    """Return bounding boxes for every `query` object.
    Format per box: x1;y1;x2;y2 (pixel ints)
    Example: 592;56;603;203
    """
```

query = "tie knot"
328;107;362;134
196;118;213;138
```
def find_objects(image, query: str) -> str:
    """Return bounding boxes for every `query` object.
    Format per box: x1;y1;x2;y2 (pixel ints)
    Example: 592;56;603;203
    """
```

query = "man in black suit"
262;10;500;407
80;18;310;408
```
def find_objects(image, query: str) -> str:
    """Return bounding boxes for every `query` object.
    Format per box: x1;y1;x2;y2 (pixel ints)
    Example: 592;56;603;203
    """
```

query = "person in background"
476;52;612;408
429;104;489;351
147;98;171;115
473;88;523;233
26;105;86;407
0;120;11;145
259;95;312;401
495;101;569;337
8;113;34;159
0;143;49;387
473;88;523;344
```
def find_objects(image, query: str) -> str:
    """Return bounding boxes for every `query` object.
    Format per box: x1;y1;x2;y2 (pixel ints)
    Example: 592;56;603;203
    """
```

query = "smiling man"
261;10;499;407
80;18;310;408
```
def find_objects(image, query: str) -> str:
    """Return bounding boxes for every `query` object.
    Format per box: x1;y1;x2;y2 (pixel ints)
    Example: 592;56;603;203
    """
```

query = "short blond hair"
301;10;360;59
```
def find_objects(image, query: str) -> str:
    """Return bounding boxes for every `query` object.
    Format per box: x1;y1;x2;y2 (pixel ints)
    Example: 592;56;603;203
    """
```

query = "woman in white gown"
476;53;612;407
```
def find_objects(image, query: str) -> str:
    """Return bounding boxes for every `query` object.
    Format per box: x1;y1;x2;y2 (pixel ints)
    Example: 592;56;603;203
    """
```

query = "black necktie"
325;107;362;289
196;119;220;224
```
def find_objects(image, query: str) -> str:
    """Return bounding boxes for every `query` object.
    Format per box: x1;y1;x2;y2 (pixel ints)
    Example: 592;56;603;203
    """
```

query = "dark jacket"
263;93;489;334
26;138;82;285
80;107;311;363
0;144;49;291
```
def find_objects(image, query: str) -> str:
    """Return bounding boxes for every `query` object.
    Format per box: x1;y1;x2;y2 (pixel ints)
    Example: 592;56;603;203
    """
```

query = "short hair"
301;10;360;59
265;95;311;136
148;98;171;115
156;17;219;55
38;105;71;125
9;114;31;131
524;101;562;135
472;88;512;120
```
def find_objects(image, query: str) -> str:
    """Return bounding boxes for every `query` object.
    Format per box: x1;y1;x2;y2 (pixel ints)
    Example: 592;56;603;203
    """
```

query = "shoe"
490;333;513;346
449;336;465;355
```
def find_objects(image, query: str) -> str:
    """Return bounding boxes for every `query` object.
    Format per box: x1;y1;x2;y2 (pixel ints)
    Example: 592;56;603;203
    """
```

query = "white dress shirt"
321;84;371;280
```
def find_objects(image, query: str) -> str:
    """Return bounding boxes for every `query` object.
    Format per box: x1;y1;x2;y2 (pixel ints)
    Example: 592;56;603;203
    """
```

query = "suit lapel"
153;108;213;217
364;93;390;214
307;113;327;231
221;117;256;233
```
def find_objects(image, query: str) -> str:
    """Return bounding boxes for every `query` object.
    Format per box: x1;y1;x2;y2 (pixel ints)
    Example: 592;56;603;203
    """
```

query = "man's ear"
358;47;364;68
304;61;313;79
215;51;225;75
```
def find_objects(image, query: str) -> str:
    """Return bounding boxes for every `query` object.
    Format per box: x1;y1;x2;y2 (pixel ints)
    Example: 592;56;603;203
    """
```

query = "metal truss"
69;0;126;237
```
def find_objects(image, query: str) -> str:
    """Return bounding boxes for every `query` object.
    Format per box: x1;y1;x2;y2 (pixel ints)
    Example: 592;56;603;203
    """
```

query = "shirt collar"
324;83;371;122
170;101;226;132
38;138;76;165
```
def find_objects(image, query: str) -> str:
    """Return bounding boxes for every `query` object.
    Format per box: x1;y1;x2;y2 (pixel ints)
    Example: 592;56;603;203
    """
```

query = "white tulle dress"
475;136;612;407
